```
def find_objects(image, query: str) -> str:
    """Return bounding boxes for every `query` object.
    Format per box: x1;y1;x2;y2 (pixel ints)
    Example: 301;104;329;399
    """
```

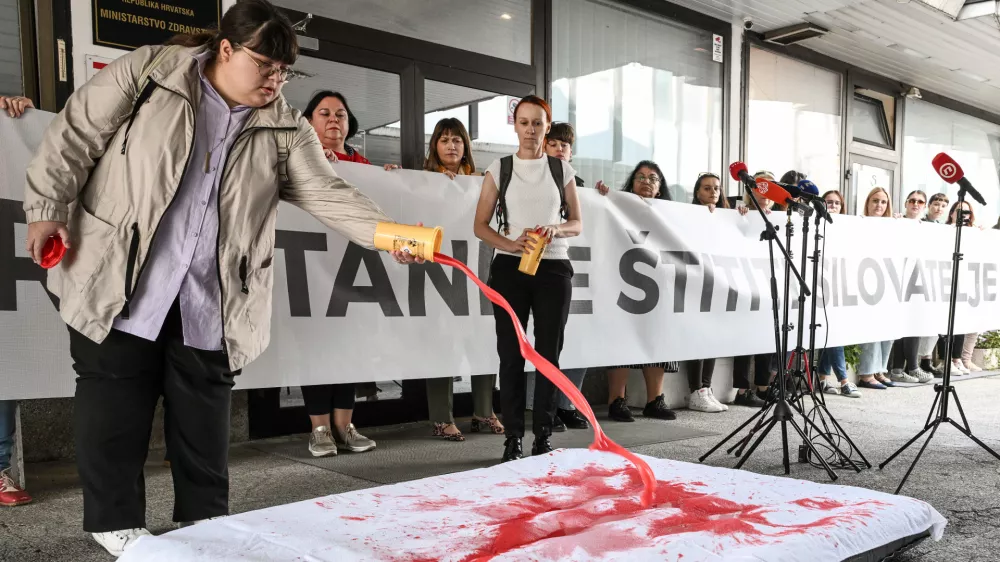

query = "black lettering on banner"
925;260;938;301
0;199;49;311
327;243;402;317
904;260;930;302
274;229;327;317
739;258;763;312
751;258;771;311
956;265;969;303
840;258;859;307
698;253;715;312
984;263;998;302
94;0;221;51
884;257;908;301
967;263;981;308
939;260;953;302
568;246;593;315
478;241;492;315
660;251;698;313
712;256;740;312
617;248;659;314
408;241;469;317
857;258;885;306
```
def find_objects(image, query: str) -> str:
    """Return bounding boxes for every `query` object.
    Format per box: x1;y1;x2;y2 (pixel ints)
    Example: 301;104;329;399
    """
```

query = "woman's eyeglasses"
907;198;926;205
635;174;661;185
233;43;298;82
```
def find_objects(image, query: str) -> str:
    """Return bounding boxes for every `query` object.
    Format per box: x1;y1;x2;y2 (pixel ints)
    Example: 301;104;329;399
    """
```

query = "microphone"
932;153;987;206
754;178;812;216
729;161;757;191
796;180;832;223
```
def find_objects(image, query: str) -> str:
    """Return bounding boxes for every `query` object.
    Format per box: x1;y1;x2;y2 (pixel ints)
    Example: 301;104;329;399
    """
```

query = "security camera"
743;17;754;31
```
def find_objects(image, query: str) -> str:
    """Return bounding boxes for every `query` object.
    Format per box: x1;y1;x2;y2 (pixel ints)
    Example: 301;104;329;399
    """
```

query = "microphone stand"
700;186;837;479
879;188;1000;494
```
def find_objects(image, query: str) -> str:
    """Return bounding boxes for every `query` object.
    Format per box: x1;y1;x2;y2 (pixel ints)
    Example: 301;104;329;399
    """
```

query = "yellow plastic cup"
518;231;548;275
373;223;442;262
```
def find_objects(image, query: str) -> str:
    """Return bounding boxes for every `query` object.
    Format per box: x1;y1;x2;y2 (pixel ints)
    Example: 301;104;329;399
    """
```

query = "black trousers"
683;359;716;392
733;354;772;390
489;255;572;439
889;337;920;371
69;300;236;532
938;334;965;360
301;383;357;415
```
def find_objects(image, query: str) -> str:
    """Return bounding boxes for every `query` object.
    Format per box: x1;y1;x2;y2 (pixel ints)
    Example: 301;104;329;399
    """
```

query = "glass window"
852;88;895;147
420;80;520;173
0;0;24;96
903;98;1000;227
282;57;402;167
551;0;724;200
747;47;842;196
276;0;532;63
851;160;894;216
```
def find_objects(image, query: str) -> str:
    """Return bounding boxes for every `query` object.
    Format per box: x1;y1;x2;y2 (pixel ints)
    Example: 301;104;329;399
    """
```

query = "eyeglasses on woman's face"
635;174;660;185
233;43;294;82
907;197;926;206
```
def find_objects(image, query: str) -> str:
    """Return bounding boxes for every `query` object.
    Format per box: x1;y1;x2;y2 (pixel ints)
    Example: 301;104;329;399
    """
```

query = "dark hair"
165;0;298;65
547;122;575;145
622;160;671;201
691;173;729;208
424;118;475;174
821;190;847;215
929;192;949;205
905;190;927;202
513;95;552;123
946;201;976;226
303;91;358;140
779;169;807;186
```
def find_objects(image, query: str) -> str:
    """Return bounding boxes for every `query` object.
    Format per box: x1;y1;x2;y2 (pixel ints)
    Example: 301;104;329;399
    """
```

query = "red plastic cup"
40;236;66;269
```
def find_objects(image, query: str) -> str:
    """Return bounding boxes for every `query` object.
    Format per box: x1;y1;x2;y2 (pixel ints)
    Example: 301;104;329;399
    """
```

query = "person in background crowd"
0;94;35;507
604;161;679;422
856;188;897;389
303;90;398;170
683;172;729;413
887;191;934;384
20;2;422;554
924;193;949;224
737;170;775;214
422;118;504;441
815;190;861;398
946;201;983;374
542;122;592;431
916;192;950;377
473;96;582;462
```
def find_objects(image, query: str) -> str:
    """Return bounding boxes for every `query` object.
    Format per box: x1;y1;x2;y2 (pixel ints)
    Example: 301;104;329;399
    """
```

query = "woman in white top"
473;96;583;463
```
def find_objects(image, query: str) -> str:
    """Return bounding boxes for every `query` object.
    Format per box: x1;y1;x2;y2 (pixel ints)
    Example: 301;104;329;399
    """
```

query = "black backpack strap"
495;155;514;235
120;79;158;155
547;155;568;220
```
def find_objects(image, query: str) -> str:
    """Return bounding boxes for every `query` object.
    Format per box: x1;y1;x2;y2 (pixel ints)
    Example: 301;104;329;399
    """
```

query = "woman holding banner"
473;96;582;462
20;1;420;556
856;188;897;390
947;202;983;374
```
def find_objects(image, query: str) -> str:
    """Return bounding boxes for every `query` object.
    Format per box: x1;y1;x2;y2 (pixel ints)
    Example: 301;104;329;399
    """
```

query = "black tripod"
700;188;845;480
879;188;1000;494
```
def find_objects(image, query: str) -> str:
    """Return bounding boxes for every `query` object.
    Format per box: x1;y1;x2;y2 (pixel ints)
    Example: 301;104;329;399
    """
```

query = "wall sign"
93;0;222;51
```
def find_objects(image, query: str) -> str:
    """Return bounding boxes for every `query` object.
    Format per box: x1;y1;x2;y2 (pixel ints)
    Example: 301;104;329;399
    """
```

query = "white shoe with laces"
688;388;725;413
308;426;338;457
909;368;934;384
839;382;862;398
706;388;728;411
92;528;151;557
336;423;377;452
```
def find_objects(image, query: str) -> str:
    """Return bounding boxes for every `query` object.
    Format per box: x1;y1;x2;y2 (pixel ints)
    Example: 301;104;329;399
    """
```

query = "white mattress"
121;449;946;561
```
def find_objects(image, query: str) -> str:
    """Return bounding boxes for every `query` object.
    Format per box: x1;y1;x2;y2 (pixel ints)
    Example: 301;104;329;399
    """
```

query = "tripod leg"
781;420;790;474
787;418;838;481
735;417;778;470
824;412;873;468
923;388;942;429
879;422;935;470
700;404;769;463
893;421;941;495
949;387;972;433
730;403;775;457
946;419;1000;460
797;409;863;474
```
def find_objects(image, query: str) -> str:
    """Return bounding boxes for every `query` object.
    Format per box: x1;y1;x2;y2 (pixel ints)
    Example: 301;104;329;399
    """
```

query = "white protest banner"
2;112;1000;399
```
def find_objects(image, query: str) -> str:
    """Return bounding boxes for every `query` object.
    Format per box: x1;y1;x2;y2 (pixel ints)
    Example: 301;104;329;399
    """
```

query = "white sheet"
121;449;945;561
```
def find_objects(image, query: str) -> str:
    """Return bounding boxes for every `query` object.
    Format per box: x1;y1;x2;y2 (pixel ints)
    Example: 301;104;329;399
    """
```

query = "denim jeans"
818;347;848;382
858;340;893;376
527;368;588;410
0;400;15;472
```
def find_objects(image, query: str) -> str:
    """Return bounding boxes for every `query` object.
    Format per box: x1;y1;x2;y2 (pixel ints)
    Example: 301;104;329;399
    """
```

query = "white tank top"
486;154;575;261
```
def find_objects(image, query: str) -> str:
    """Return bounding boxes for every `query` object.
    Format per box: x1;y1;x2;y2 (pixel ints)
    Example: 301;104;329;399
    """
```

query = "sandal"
873;374;896;387
432;423;465;441
857;379;887;390
471;416;505;434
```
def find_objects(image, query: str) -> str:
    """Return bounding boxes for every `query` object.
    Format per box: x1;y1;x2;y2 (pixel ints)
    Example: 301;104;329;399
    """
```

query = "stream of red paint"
434;252;656;507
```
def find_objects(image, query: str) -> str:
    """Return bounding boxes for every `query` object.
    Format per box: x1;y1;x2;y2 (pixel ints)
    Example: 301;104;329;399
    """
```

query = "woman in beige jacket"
21;1;417;556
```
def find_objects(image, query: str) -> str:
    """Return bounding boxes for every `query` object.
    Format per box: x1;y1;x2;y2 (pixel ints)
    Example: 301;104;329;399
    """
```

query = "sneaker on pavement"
92;528;151;557
0;469;32;507
688;388;725;413
921;360;945;378
952;359;970;375
335;424;376;453
909;368;934;384
308;426;338;457
706;388;729;411
642;394;677;420
839;382;862;398
608;397;635;422
733;390;766;407
821;379;839;395
890;371;919;383
964;360;983;372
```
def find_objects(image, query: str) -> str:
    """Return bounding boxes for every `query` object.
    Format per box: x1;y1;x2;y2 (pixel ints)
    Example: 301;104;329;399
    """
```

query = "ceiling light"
500;13;512;20
952;69;989;82
904;87;922;99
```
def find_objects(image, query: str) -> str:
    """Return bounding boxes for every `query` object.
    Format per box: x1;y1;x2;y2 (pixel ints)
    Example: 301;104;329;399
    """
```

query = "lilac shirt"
112;52;251;351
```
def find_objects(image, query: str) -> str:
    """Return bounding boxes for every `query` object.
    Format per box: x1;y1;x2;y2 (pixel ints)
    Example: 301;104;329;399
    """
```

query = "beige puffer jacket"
23;45;392;370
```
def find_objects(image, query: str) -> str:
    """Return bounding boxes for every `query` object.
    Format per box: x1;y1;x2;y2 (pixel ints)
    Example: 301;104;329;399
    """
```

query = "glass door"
849;154;897;216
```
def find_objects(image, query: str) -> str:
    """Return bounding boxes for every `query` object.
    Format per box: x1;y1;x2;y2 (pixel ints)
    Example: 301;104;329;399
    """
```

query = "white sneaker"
890;370;919;383
952;359;970;375
336;424;377;453
909;368;934;384
821;380;839;395
706;388;729;411
688;388;725;413
839;382;862;398
309;426;338;457
964;360;983;372
92;528;151;557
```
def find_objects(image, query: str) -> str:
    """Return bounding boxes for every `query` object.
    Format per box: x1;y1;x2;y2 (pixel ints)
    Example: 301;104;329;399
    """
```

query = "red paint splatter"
435;252;655;506
341;516;371;521
314;500;335;509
